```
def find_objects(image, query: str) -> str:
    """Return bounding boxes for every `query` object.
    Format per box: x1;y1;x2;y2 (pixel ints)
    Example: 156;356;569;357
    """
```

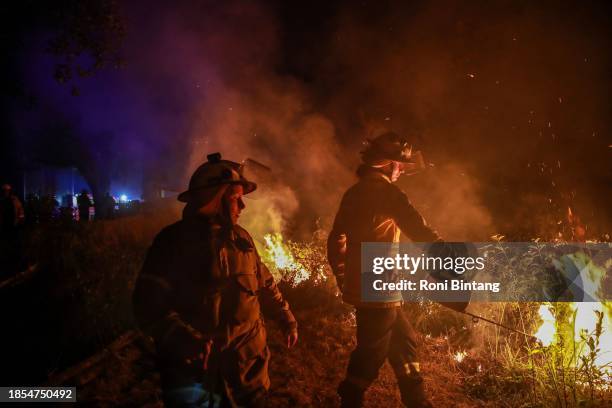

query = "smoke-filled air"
1;1;611;407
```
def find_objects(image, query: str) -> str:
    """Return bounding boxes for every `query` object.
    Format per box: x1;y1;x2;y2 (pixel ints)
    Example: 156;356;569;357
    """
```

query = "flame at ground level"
535;302;612;371
261;232;310;285
535;304;556;346
534;249;611;372
454;350;468;363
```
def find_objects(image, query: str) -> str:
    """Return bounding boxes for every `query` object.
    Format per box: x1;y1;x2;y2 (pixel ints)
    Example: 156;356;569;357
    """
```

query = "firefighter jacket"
327;166;440;307
132;215;297;397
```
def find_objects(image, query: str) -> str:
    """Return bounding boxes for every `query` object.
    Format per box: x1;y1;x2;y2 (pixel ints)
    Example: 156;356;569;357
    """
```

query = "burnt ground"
41;285;484;408
5;271;611;407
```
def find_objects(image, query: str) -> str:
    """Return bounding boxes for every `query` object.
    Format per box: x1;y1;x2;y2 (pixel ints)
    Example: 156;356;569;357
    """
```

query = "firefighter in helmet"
1;184;24;233
133;153;298;407
328;132;440;408
77;189;92;222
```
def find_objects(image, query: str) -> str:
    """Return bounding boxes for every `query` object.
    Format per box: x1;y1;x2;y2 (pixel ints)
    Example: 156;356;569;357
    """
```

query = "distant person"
24;193;40;226
0;184;25;277
0;184;24;235
77;189;92;222
128;199;141;216
100;192;116;219
39;195;59;223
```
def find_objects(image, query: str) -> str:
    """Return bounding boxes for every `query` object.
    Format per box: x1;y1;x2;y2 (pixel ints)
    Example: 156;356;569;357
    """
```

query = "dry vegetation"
4;205;610;407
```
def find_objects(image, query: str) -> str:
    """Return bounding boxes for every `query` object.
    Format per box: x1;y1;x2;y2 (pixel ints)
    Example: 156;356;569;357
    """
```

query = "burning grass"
260;234;611;406
6;206;610;406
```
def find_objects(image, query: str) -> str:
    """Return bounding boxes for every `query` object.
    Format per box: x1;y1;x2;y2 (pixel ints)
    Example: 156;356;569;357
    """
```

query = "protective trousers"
339;306;430;408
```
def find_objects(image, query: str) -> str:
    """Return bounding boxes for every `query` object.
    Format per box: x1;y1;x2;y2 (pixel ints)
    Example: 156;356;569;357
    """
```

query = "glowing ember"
454;350;468;363
262;232;310;285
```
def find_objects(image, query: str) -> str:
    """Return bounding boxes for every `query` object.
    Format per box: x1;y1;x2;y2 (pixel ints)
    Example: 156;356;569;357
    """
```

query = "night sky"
2;0;611;239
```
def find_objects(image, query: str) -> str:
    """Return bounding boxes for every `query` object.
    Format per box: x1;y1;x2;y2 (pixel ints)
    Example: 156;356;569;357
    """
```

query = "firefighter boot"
397;376;433;408
338;379;366;408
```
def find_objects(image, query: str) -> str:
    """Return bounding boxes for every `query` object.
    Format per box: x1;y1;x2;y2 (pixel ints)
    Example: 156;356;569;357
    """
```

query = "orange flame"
454;350;468;363
261;232;310;285
534;250;611;372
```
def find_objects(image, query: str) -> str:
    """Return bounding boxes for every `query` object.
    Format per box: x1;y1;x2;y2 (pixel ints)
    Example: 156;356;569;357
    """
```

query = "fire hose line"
458;310;540;341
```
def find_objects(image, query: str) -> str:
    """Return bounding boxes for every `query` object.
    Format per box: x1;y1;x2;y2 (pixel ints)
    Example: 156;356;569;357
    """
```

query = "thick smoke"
151;0;499;241
15;0;611;241
147;1;355;240
314;0;612;239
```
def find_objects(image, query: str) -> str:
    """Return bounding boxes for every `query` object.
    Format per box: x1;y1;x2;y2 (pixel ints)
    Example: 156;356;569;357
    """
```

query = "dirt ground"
60;291;483;407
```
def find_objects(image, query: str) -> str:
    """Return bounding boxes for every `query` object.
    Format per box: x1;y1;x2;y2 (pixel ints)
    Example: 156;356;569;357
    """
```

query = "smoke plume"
13;0;612;241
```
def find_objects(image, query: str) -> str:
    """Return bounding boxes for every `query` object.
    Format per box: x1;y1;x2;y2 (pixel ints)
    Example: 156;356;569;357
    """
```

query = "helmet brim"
177;180;257;203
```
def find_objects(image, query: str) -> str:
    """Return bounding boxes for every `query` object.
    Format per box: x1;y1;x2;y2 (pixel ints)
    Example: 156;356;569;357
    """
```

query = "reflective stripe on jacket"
327;166;440;307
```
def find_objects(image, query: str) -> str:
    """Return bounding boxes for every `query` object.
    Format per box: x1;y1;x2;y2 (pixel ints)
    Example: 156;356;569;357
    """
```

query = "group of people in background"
0;186;137;229
0;185;135;278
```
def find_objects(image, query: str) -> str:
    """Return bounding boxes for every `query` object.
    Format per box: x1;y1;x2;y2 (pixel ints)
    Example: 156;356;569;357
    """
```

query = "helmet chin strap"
366;161;395;181
369;160;393;168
